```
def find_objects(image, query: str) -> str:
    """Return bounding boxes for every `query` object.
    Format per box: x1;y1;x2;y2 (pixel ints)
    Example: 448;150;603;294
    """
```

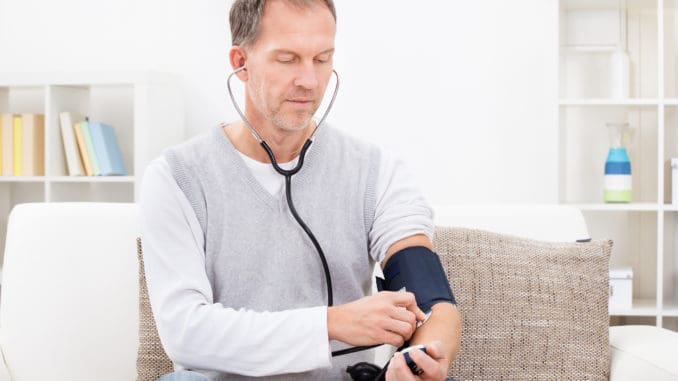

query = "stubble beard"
250;79;319;132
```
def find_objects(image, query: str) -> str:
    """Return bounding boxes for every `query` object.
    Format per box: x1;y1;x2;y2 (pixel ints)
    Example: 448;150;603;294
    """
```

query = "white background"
0;0;559;205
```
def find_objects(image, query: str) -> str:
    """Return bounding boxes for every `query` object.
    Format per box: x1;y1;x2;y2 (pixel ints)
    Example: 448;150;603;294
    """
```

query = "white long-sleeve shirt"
139;129;434;377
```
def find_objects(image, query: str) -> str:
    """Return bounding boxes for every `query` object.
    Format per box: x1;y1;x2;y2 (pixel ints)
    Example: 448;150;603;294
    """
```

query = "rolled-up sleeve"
368;147;435;263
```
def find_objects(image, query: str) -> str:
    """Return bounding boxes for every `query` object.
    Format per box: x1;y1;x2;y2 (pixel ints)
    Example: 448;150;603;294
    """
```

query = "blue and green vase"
604;147;632;203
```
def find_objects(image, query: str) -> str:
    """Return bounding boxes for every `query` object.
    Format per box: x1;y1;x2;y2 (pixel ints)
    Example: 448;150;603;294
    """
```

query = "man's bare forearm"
409;302;461;368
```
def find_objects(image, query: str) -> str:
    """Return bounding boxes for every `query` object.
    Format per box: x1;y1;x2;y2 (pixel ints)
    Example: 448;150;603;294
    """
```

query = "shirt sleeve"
139;157;331;376
368;146;435;263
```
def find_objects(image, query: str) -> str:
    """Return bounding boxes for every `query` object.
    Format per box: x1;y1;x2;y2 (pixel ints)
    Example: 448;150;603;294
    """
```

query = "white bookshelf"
0;71;186;271
559;0;678;331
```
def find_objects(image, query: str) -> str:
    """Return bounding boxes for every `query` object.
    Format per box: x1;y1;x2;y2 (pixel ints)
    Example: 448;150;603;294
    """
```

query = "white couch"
0;202;676;380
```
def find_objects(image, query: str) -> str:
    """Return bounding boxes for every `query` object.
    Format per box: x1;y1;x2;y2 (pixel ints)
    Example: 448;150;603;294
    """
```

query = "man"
139;0;461;380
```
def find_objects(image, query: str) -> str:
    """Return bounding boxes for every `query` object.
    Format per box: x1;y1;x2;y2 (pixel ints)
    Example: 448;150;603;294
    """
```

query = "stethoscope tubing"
226;65;339;301
227;67;379;358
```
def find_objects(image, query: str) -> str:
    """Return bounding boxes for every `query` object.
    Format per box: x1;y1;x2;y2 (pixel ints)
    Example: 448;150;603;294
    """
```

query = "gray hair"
229;0;336;48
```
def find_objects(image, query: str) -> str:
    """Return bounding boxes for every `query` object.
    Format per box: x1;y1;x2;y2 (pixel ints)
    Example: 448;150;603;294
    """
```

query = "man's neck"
223;119;315;164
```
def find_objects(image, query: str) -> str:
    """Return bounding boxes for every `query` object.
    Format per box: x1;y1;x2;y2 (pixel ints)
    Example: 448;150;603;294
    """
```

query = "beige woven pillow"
435;227;611;380
137;238;174;381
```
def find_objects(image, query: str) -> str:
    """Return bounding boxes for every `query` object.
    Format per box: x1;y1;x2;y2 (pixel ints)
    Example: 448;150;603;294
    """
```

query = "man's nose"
293;62;319;90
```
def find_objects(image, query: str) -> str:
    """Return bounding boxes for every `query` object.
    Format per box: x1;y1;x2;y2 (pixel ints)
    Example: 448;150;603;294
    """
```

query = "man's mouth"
286;99;314;109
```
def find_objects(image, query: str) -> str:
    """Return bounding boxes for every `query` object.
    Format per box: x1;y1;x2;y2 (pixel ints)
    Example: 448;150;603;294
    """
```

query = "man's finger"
388;291;427;321
389;306;417;330
421;340;446;361
383;317;415;342
408;347;443;378
386;352;417;381
382;331;406;348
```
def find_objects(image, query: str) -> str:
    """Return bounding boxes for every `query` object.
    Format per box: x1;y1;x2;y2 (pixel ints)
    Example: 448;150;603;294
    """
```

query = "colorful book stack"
59;112;127;176
0;113;45;176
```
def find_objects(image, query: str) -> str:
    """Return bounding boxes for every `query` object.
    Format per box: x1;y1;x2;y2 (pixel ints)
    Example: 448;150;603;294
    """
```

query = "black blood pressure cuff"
376;246;456;312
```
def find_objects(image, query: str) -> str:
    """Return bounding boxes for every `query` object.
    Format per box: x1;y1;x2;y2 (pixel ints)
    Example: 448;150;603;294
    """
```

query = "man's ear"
229;46;249;81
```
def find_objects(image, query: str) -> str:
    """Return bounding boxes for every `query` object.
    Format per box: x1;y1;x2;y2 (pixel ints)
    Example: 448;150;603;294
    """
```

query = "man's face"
243;0;336;132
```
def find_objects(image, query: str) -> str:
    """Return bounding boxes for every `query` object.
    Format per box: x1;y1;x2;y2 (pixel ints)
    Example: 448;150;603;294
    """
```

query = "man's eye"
315;56;331;64
278;56;296;63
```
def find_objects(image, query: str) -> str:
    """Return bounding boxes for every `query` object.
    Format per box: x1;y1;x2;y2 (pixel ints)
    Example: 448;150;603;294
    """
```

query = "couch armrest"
609;325;678;381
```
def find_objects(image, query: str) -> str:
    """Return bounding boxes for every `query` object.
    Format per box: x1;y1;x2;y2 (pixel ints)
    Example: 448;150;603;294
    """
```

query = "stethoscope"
227;66;377;358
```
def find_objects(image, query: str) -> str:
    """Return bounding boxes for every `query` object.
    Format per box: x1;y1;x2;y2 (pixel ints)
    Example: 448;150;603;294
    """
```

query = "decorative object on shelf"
610;0;630;98
609;267;633;311
604;122;632;203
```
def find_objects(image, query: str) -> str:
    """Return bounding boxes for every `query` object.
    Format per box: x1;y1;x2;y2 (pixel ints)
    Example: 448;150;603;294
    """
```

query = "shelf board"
0;176;135;183
560;45;617;53
559;99;660;106
610;301;678;317
610;299;658;317
566;203;659;211
663;302;678;317
47;176;135;183
0;176;46;183
666;99;678;105
562;0;657;11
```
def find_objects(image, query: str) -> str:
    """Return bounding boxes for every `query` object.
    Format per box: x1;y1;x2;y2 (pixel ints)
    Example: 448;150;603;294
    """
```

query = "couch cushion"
435;227;611;380
0;203;140;381
137;238;174;381
609;325;678;381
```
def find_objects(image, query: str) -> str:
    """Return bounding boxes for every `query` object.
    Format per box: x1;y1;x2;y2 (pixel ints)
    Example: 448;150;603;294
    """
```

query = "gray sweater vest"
165;125;382;380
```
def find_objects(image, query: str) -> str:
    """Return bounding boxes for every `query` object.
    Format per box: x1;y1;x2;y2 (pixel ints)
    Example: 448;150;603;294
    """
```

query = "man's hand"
385;341;448;381
327;291;427;348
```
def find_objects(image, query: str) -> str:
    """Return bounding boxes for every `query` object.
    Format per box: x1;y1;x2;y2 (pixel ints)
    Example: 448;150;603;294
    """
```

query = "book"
73;122;93;176
20;114;45;176
80;119;100;176
59;112;84;176
88;122;127;176
0;114;13;175
12;115;22;176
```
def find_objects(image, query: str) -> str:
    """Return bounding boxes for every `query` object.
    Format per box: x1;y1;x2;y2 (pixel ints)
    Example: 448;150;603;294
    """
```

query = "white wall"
0;0;558;205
